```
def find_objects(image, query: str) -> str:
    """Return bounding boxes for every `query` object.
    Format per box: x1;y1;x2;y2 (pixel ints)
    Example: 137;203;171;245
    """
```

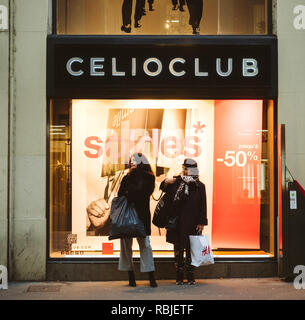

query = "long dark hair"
129;153;154;175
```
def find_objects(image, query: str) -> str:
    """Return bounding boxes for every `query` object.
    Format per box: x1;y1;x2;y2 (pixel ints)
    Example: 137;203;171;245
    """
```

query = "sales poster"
212;100;263;249
71;100;214;254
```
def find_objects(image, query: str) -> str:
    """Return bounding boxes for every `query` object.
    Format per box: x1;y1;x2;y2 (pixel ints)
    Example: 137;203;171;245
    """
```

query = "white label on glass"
290;190;297;210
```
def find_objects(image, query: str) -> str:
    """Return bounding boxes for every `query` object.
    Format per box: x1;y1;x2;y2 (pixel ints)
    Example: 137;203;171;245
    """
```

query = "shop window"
56;0;268;35
49;99;275;258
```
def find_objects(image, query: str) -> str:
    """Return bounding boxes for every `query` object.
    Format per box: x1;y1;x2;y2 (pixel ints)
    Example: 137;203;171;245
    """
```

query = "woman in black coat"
117;153;157;287
160;158;208;285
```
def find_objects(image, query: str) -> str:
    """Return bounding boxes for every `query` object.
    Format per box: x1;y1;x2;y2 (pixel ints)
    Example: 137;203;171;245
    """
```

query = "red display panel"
212;100;262;249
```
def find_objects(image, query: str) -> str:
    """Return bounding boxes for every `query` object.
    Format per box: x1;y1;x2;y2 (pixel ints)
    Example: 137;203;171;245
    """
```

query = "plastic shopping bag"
108;196;146;240
189;234;214;267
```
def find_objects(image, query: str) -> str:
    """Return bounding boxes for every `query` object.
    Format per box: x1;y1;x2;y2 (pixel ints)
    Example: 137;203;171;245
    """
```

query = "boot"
128;271;136;287
192;26;200;35
186;266;196;285
176;267;184;285
134;21;142;28
121;25;131;33
149;3;154;11
148;271;158;287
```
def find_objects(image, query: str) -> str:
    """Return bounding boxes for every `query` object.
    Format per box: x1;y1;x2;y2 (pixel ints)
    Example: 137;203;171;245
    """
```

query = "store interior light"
51;125;66;135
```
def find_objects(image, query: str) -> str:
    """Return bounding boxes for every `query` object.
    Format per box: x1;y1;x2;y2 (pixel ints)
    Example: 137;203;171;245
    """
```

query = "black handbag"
108;196;146;240
152;192;170;228
165;216;178;231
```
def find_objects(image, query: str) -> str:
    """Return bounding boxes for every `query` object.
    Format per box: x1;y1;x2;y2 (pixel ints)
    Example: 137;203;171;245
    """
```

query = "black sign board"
47;35;277;99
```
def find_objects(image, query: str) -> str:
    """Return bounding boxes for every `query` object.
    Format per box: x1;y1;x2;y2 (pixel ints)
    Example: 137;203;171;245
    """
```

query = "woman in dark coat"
117;153;157;287
160;158;207;285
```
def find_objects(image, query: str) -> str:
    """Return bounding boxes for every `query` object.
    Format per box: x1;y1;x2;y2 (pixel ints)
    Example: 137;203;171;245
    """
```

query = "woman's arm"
198;183;208;226
118;175;128;197
160;177;176;192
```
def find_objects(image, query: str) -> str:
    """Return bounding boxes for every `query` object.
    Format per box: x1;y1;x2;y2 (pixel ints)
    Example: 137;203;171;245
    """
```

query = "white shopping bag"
189;234;214;267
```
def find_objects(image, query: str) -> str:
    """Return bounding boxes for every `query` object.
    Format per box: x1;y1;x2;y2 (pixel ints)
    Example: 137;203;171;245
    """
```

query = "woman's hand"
165;177;176;185
196;224;204;232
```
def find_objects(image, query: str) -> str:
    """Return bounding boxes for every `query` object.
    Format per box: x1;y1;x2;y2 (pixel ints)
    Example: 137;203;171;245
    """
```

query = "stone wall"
0;0;9;269
277;0;305;187
7;0;49;280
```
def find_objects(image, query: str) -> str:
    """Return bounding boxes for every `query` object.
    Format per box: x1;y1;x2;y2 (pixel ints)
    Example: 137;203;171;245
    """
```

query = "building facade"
0;0;304;281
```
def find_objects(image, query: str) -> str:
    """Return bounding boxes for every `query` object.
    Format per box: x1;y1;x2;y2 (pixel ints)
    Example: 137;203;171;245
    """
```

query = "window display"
49;99;275;258
56;0;268;35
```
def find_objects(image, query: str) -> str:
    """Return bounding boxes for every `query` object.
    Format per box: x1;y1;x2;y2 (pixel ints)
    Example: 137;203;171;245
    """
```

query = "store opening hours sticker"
290;191;297;210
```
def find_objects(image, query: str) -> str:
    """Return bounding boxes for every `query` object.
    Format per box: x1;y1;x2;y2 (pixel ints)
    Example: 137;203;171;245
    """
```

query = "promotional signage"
71;100;215;252
69;99;264;253
47;36;277;99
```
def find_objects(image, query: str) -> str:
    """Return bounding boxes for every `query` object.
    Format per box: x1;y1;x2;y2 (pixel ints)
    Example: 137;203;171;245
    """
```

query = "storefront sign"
47;36;277;99
65;56;259;78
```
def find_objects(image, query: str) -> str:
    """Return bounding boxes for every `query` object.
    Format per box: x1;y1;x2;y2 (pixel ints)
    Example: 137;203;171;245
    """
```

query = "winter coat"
160;175;208;247
118;168;155;236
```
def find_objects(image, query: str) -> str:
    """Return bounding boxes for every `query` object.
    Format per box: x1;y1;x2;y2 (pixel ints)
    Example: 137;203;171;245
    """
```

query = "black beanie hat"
183;158;198;168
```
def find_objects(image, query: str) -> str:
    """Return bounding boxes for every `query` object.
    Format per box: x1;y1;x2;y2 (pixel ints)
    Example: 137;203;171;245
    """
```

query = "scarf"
173;175;198;202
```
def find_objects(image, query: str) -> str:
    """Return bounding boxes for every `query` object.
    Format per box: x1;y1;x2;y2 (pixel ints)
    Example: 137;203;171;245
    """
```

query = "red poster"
212;100;262;249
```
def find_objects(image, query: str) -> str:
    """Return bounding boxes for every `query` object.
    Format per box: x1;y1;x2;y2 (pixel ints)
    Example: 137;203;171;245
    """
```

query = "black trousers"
174;239;193;273
186;0;203;28
122;0;144;26
135;0;145;21
142;0;154;10
172;0;185;6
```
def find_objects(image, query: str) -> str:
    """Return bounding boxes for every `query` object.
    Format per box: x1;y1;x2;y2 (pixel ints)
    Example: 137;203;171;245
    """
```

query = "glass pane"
49;99;274;258
57;0;268;35
49;99;72;258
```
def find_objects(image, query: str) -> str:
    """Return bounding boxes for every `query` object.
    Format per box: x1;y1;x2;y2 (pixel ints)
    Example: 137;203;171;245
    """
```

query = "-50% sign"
217;151;258;167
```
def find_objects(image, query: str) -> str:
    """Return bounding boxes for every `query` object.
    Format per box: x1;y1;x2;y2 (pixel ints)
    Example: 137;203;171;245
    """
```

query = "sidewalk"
0;278;304;300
